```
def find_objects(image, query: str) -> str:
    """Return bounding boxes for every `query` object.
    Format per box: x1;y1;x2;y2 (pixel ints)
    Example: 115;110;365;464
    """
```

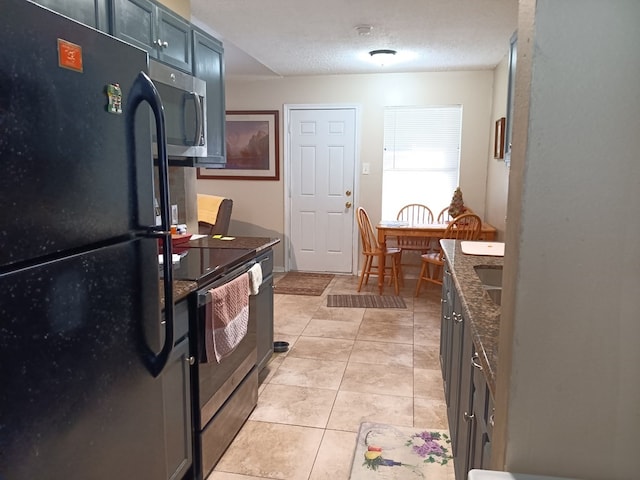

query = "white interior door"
287;107;357;273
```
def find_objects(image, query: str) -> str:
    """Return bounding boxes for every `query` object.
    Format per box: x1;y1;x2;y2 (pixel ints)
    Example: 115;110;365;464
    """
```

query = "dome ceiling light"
369;49;397;66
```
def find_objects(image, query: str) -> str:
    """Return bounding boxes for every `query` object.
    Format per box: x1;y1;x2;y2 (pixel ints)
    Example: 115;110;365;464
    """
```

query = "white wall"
494;1;640;478
198;71;495;269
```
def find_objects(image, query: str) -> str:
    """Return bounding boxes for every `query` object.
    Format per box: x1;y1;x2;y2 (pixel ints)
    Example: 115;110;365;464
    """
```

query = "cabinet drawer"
200;368;258;476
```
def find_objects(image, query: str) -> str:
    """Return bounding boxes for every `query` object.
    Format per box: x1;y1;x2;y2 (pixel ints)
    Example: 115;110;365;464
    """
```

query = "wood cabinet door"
453;320;474;479
111;0;156;55
440;264;454;403
163;337;193;480
35;0;109;31
156;8;192;72
192;28;226;165
112;0;191;72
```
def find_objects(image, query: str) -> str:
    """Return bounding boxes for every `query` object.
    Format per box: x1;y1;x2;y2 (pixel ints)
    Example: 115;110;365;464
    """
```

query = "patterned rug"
273;272;334;296
327;295;406;308
350;422;454;480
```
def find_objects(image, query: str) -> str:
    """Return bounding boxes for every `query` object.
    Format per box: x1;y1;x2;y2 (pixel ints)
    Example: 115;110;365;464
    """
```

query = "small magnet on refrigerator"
106;83;122;114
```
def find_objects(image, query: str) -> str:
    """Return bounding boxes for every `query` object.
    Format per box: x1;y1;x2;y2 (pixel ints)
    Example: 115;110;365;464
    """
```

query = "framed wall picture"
494;117;506;159
197;110;280;180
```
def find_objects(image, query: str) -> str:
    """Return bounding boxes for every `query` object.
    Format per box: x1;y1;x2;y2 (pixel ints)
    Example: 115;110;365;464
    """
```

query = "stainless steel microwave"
148;60;207;158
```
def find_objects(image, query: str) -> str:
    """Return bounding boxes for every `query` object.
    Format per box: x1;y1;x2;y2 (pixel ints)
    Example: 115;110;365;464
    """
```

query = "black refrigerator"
0;1;180;478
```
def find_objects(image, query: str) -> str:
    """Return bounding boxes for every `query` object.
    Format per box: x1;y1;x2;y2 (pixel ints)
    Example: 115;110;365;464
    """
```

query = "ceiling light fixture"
369;49;397;66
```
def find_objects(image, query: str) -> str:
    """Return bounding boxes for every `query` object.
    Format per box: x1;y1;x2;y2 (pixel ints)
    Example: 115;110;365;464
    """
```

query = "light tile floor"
208;274;447;480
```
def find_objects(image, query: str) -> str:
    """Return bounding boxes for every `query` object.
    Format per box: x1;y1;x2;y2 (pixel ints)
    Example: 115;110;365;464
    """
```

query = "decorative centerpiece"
447;187;466;218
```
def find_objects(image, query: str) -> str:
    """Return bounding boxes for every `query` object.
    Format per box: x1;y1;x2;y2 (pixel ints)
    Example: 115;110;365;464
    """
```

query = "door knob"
345;202;352;208
346;190;352;196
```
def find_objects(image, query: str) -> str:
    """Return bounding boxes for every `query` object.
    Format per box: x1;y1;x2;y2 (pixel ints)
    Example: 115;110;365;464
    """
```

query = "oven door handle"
197;260;256;307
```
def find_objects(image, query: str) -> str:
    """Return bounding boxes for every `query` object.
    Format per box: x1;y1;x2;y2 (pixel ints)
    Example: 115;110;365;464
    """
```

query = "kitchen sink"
474;265;503;306
484;288;502;306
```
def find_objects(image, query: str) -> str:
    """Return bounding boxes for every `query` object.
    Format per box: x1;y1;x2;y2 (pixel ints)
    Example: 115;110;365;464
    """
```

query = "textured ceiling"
191;0;518;78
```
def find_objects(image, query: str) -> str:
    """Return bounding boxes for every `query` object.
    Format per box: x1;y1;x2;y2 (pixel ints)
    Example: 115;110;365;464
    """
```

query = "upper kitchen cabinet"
192;28;226;167
34;0;109;31
111;0;192;72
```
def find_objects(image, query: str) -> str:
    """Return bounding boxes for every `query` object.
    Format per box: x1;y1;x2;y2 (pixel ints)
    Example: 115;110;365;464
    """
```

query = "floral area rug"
350;422;455;480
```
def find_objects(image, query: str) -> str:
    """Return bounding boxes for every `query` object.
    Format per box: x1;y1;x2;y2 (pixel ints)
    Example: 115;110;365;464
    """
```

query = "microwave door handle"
191;92;204;146
126;71;174;378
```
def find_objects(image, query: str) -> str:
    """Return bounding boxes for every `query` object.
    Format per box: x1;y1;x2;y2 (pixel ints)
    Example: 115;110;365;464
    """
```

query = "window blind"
382;106;462;219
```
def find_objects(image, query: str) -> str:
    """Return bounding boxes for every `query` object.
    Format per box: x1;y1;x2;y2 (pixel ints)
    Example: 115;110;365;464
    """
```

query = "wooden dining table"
373;220;497;294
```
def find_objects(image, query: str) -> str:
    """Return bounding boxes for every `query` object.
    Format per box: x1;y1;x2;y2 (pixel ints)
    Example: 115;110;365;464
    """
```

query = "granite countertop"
160;280;198;310
441;239;503;398
159;236;280;309
188;235;280;252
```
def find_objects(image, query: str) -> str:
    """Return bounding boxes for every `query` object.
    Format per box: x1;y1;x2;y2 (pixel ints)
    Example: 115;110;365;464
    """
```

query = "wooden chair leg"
415;260;429;297
391;257;399;295
363;255;373;286
394;254;403;288
358;255;372;292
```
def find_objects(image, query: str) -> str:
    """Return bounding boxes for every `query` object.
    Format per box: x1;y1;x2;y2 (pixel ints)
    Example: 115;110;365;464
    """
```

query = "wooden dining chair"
395;203;436;261
356;207;403;295
415;213;482;296
436;206;451;223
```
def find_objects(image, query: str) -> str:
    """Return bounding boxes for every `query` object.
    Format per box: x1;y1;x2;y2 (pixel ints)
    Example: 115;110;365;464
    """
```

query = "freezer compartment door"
0;239;169;479
0;0;155;268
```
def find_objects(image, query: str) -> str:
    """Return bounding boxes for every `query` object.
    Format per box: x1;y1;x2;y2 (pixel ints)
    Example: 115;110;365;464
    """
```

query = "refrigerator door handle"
127;71;174;377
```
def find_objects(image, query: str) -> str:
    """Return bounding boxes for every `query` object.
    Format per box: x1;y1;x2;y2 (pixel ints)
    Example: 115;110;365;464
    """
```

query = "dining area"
356;202;497;296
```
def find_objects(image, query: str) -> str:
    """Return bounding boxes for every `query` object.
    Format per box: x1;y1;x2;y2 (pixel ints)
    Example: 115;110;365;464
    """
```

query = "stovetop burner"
165;246;255;286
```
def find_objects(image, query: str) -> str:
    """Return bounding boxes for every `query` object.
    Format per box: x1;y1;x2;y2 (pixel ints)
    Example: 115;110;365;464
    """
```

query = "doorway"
284;105;359;273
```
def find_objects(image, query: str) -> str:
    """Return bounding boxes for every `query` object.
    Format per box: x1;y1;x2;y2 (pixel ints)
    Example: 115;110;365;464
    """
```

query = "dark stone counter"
160;280;198;310
188;236;280;252
441;239;503;398
159;236;280;309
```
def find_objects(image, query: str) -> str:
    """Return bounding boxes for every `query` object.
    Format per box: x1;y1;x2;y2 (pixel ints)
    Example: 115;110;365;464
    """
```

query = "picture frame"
494;117;506;159
197;110;280;180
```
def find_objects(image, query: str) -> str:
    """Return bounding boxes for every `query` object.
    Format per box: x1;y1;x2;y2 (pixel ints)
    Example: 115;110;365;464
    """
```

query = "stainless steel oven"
191;259;258;480
149;60;207;158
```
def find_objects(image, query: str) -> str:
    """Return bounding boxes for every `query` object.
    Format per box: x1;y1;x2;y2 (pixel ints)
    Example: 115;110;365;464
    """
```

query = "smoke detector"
355;24;373;36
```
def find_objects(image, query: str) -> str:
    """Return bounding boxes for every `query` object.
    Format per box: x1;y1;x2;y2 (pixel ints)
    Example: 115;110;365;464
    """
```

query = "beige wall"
484;54;511;240
198;71;496;270
157;0;190;19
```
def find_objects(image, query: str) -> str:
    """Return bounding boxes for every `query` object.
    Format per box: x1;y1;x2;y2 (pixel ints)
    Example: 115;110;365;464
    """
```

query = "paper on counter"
158;254;182;264
189;234;207;240
460;241;505;256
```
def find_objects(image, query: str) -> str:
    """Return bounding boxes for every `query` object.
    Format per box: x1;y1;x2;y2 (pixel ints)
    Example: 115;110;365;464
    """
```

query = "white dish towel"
248;263;262;295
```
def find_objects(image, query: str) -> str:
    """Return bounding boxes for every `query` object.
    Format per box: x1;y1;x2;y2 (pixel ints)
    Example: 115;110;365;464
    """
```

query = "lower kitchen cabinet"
252;249;274;373
441;259;495;480
440;264;454;403
470;359;493;471
163;299;193;480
